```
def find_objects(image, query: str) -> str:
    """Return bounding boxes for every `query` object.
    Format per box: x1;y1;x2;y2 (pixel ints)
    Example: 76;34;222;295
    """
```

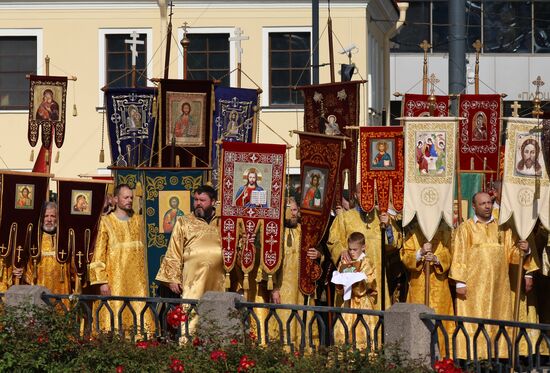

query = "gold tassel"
267;274;273;291
32;259;38;284
75;275;82;294
470;157;474;170
175;155;180;168
55;151;60;163
191;156;196;167
99;149;105;163
72;103;78;117
547;233;550;247
243;273;250;290
30;149;35;162
342;140;346;150
224;272;231;289
135;181;143;198
295;143;300;160
152;96;157;118
0;259;4;279
60;263;65;283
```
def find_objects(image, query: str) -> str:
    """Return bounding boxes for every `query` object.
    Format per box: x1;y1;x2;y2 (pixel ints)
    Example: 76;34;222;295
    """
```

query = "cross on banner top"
229;27;249;65
532;75;545;94
472;39;483;53
511;101;522;117
428;73;439;95
125;31;144;67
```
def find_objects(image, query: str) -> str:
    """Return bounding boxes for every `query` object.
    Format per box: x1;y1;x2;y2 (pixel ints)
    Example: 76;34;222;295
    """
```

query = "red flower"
248;331;256;341
293;351;300;357
210;350;227;362
238;355;256;372
116;365;125;373
230;338;238;345
434;358;463;373
167;306;189;328
136;341;149;349
169;357;184;372
148;340;160;347
37;335;48;344
192;337;203;347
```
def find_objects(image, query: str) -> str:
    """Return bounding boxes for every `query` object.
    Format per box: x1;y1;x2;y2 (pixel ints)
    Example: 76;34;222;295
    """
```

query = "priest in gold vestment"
328;185;401;309
156;185;225;334
89;184;151;335
450;192;532;359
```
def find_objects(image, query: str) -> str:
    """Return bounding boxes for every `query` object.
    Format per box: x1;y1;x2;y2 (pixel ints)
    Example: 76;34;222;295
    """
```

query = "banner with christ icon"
401;93;449;118
402;117;458;241
211;86;259;190
499;118;550;240
56;178;109;293
220;142;286;291
297;81;361;202
156;79;215;168
458;94;502;178
105;87;156;167
113;168;206;296
359;126;404;213
296;131;345;295
0;171;51;281
28;75;68;148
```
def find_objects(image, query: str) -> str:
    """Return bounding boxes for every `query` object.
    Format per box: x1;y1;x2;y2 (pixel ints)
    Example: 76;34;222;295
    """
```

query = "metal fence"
420;312;550;373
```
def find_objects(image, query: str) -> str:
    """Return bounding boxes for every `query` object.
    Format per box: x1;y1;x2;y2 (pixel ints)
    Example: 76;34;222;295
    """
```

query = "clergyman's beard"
284;216;300;228
42;224;56;234
121;207;134;216
194;205;214;221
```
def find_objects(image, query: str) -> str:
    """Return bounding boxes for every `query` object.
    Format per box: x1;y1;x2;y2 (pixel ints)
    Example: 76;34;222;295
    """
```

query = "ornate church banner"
402;93;449;117
113;168;206;295
0;171;51;278
296;132;344;296
56;178;109;292
359;126;404;212
220;142;286;290
402;117;458;241
157;79;214;168
458;94;502;177
500;118;550;240
297;81;361;202
28;75;68;148
211;86;258;190
105;87;156;168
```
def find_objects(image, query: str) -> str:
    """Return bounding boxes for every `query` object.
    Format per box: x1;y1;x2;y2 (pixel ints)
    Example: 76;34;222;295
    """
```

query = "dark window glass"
465;1;482;50
106;33;147;88
187;33;230;86
0;36;37;110
534;1;550;53
483;1;531;53
269;32;310;106
390;1;430;52
432;2;448;52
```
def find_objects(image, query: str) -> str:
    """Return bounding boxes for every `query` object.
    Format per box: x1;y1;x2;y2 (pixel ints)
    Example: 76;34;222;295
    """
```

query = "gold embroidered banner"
500;118;550;240
402;117;458;241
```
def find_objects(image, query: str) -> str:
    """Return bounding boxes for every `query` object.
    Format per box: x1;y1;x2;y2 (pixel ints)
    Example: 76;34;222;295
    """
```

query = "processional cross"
532;76;545;118
419;40;432;94
472;39;483;94
428;73;439;116
125;31;144;88
229;27;249;87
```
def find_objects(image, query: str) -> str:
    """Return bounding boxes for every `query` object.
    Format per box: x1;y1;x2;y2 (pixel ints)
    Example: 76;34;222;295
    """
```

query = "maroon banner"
458;94;502;175
220;142;286;287
56;178;109;280
402;93;449;117
359;126;405;212
28;75;68;148
297;81;361;203
0;171;51;273
297;132;344;296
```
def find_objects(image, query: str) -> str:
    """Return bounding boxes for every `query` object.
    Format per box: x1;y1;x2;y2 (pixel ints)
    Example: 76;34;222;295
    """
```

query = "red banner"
402;93;449;117
458;94;502;175
359;127;405;212
297;81;361;202
297;132;344;296
220;142;286;286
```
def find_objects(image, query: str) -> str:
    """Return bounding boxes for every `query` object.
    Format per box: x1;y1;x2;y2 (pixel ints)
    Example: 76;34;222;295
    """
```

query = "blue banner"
212;86;258;189
105;88;156;167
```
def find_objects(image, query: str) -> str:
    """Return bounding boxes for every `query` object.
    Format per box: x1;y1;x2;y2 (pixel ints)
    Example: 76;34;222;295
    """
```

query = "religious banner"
28;75;68;148
56;178;109;292
220;142;286;291
105;87;156;168
359;126;404;212
296;131;344;295
402;117;458;241
402;93;449;117
458;94;502;177
211;86;259;190
0;171;51;280
156;79;215;168
297;81;361;202
500;118;550;239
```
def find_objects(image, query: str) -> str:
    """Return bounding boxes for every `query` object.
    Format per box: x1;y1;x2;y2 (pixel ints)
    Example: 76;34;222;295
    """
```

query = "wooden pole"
327;16;335;83
511;253;525;371
419;40;431;95
181;22;190;80
473;40;482;95
424;259;430;307
163;1;174;80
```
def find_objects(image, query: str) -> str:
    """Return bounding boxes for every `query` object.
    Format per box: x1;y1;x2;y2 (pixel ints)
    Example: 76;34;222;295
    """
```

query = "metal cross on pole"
125;31;144;88
229;27;249;87
419;40;432;95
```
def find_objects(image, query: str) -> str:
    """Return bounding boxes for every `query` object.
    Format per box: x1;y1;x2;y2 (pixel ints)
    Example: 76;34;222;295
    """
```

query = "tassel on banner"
152;96;158;118
191;156;197;167
243;273;250;290
135;181;143;199
175;155;180;168
55;151;60;163
547;233;550;247
72;103;78;117
60;263;65;284
295;142;300;160
267;274;273;291
224;272;231;289
75;275;82;294
99;149;105;163
32;259;38;284
30;149;35;162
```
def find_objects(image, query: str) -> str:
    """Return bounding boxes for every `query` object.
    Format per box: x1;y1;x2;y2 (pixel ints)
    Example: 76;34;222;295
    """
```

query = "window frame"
98;28;153;106
262;26;312;110
177;27;235;85
0;28;43;113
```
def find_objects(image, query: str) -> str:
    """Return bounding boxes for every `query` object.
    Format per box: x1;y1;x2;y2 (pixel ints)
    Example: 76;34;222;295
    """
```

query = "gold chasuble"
26;233;71;294
450;218;533;359
0;266;13;292
89;213;151;333
156;214;225;334
328;208;401;309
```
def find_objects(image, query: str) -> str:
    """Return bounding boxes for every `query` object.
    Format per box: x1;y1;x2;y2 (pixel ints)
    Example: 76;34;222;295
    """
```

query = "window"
268;31;311;107
186;33;230;86
0;31;41;110
390;1;430;52
484;1;531;53
534;1;550;53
